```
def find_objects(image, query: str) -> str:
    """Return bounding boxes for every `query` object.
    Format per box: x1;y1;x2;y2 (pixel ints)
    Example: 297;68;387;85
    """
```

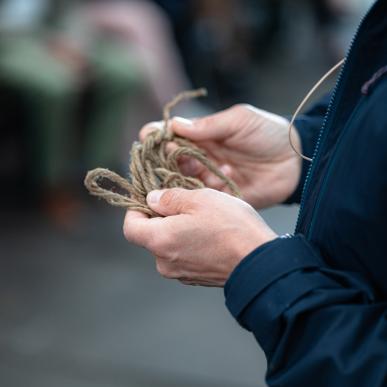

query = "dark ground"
0;203;299;387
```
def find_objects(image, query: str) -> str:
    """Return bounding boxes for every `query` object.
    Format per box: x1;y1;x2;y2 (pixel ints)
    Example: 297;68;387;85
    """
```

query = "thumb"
146;188;197;216
171;106;239;141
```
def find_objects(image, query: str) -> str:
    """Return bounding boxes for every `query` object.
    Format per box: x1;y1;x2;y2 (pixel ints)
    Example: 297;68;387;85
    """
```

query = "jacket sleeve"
224;235;387;387
285;93;332;204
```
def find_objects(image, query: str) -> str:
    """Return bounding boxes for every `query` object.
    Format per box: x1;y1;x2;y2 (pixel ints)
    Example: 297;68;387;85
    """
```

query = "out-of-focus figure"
155;0;275;107
0;0;193;224
0;0;372;226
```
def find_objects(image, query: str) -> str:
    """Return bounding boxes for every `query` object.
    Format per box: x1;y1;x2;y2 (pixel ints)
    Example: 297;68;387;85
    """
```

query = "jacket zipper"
307;96;366;238
294;4;374;234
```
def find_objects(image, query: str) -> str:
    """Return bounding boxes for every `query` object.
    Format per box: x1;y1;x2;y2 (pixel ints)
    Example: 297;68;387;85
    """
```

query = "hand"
140;105;302;209
123;188;277;287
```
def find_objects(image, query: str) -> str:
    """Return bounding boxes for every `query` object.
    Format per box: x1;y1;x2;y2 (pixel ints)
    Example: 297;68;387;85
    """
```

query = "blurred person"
0;0;138;222
0;0;194;224
123;0;387;385
187;0;257;106
153;0;272;108
89;1;192;108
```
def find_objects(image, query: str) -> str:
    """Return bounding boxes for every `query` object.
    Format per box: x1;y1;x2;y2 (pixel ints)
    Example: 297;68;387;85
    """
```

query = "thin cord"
162;88;207;132
288;58;345;162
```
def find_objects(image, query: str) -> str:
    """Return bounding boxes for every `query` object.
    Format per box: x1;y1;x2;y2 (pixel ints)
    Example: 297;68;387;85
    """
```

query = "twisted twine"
84;88;241;217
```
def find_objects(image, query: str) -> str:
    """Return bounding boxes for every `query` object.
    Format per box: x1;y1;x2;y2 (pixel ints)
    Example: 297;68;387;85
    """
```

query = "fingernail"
173;116;193;128
147;190;163;204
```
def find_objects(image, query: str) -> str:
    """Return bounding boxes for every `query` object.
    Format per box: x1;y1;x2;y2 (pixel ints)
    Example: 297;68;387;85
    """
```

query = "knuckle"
151;234;172;254
179;278;195;286
122;222;134;243
160;189;181;208
196;187;215;201
139;121;162;141
166;248;179;264
200;187;213;195
156;262;166;277
232;103;253;113
156;261;172;279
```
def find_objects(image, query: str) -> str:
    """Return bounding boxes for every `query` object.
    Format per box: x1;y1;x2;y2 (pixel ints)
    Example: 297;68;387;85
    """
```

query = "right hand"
140;104;302;209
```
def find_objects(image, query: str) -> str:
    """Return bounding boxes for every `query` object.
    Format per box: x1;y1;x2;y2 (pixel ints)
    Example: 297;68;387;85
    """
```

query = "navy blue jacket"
225;1;387;385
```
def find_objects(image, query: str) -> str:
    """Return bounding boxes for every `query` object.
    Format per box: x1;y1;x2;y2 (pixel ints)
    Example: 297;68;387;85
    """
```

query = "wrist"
234;228;278;267
226;231;278;287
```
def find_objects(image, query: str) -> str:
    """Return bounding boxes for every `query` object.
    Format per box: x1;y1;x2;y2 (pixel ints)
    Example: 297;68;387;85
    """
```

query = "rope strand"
84;89;240;216
86;61;345;214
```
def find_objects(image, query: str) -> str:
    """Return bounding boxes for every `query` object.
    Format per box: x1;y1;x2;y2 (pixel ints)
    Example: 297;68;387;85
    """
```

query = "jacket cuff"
224;235;336;354
225;234;325;318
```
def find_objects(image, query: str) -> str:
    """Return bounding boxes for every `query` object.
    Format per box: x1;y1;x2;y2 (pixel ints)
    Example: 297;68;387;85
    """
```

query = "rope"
85;61;345;215
288;58;345;162
84;88;241;216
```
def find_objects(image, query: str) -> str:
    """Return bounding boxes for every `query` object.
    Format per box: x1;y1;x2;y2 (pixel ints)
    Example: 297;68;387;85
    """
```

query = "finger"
146;188;198;216
179;278;218;287
123;210;159;249
178;157;205;177
179;279;198;286
139;121;163;142
164;142;205;177
170;106;240;141
165;141;178;153
166;134;234;184
197;163;236;191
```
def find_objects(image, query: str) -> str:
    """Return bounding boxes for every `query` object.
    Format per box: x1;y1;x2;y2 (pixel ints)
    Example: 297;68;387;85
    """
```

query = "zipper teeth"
294;6;373;234
294;74;343;232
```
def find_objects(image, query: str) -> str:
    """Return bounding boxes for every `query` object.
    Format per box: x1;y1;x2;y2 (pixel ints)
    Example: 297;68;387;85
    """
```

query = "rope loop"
84;89;241;216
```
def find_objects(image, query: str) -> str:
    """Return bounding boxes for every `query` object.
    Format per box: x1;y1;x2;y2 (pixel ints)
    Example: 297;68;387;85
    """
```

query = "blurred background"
0;0;373;386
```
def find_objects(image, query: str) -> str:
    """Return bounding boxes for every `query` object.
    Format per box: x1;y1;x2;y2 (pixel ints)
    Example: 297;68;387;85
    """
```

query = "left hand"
123;188;277;287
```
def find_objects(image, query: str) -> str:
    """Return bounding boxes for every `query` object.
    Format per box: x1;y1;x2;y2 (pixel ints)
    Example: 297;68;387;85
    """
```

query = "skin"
123;104;302;287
